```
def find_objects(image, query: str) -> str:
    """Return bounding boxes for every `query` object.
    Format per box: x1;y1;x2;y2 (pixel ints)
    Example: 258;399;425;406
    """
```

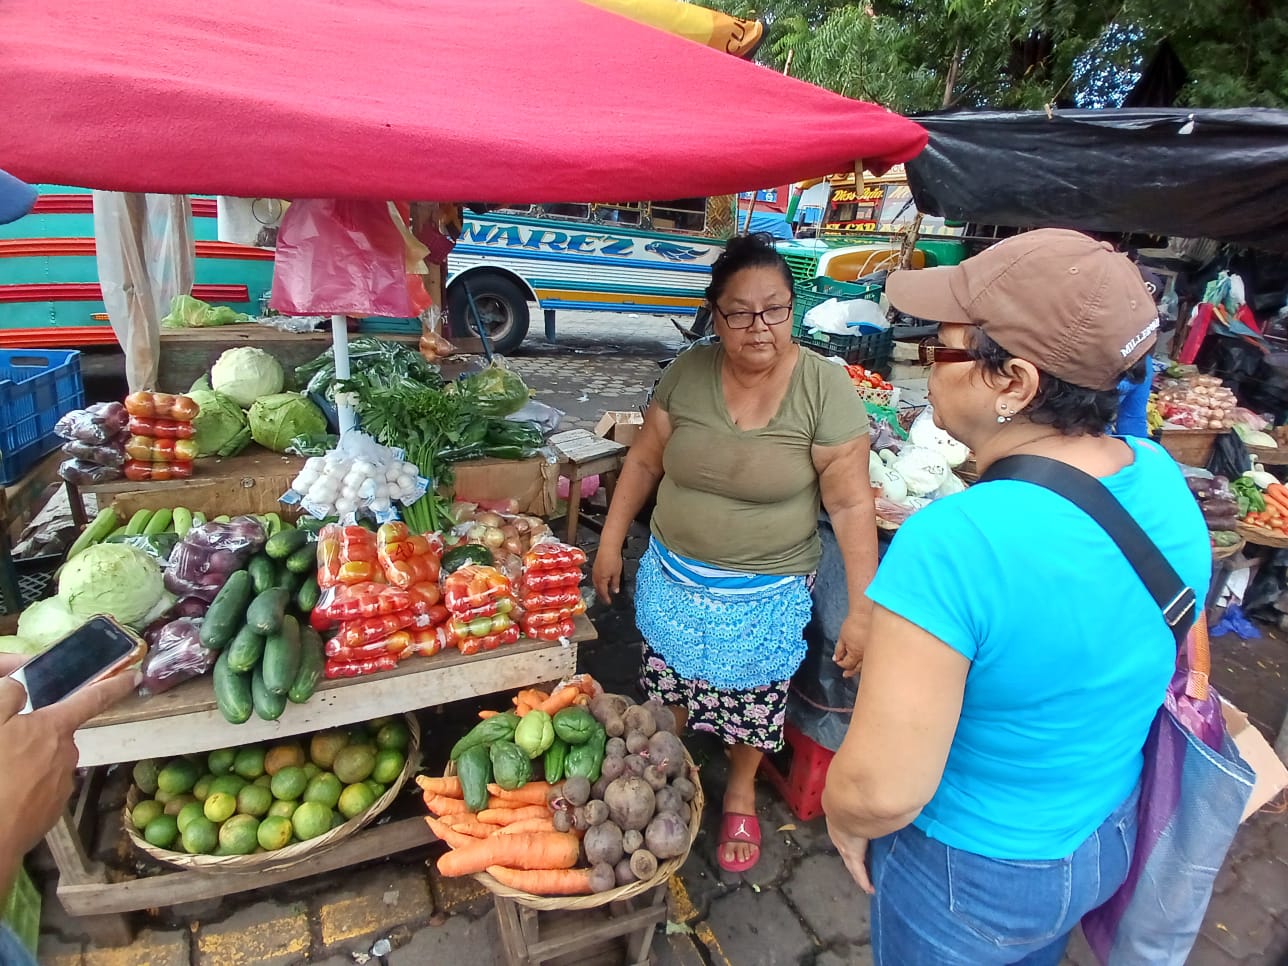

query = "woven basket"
443;750;705;911
1211;535;1246;562
1236;521;1288;549
124;712;420;873
855;385;901;408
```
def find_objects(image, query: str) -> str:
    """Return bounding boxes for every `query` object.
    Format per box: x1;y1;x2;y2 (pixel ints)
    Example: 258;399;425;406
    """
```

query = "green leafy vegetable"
247;393;328;453
188;389;252;458
212;347;285;408
57;543;165;626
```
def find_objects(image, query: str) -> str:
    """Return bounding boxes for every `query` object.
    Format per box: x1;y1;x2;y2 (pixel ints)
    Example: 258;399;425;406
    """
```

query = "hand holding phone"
8;615;146;713
0;624;142;886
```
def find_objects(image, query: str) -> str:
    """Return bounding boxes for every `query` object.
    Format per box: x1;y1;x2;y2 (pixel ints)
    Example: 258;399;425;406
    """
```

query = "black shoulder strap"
981;454;1196;644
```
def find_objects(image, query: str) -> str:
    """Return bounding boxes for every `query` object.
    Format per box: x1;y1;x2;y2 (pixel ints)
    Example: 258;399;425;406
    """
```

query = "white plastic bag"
804;297;888;336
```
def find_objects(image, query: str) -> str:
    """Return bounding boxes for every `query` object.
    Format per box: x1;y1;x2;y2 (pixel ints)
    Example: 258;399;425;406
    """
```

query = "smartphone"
9;615;146;714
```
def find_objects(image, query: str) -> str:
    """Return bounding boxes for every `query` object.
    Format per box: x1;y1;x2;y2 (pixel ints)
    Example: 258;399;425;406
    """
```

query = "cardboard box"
594;411;644;448
1221;699;1288;821
451;456;558;518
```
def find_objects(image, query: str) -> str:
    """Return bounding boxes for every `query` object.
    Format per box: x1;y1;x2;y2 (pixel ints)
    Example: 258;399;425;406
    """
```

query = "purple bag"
1081;620;1254;965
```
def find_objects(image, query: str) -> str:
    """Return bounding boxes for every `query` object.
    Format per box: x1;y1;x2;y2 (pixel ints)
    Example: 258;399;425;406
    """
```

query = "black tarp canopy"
905;108;1288;252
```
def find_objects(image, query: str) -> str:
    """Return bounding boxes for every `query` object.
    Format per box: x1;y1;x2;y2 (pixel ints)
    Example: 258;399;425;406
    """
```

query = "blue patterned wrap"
634;538;813;690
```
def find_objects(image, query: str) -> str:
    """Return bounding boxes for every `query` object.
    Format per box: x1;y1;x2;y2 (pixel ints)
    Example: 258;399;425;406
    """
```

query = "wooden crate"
493;882;668;966
1158;428;1220;467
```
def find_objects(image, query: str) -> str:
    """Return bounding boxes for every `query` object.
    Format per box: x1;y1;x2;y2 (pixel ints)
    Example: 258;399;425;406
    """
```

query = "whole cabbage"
211;347;284;408
0;634;42;656
58;543;165;626
248;393;328;452
16;598;86;649
188;389;251;458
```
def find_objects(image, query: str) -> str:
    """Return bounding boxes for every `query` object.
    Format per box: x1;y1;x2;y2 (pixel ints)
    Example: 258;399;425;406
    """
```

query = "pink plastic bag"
270;199;415;317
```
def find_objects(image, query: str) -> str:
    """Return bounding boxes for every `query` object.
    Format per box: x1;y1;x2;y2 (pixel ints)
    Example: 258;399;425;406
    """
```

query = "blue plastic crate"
0;349;84;485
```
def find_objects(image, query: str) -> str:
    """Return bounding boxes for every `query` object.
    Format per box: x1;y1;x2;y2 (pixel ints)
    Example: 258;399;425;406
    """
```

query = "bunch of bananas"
1146;395;1164;434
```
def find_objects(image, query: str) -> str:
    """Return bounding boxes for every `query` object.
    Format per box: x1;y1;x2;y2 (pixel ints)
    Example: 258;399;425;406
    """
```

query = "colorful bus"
0;187;273;349
0;189;732;354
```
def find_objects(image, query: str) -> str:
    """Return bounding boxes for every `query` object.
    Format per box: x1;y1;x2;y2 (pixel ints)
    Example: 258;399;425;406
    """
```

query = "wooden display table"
68;447;306;520
48;618;594;945
156;324;420;395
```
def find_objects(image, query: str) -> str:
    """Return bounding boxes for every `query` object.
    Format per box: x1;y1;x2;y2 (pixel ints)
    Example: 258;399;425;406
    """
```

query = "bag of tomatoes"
376;521;443;588
317;523;383;589
443;565;515;621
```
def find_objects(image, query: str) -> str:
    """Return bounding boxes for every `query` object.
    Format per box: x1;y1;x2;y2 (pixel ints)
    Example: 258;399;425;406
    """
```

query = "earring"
997;405;1012;424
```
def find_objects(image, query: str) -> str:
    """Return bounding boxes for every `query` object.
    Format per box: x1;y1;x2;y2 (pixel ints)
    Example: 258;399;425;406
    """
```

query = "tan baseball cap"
886;228;1159;390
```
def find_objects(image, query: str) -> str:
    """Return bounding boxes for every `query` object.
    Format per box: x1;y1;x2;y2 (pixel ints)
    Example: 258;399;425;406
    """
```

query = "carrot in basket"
478;709;502;719
496;817;557;836
451;818;501;839
514;689;549;709
439;812;479;827
424;794;472;816
424;816;481;850
436;831;580;877
478;804;551;826
415;775;463;798
538;685;581;716
485;865;594;896
487;782;554;806
514;701;534;717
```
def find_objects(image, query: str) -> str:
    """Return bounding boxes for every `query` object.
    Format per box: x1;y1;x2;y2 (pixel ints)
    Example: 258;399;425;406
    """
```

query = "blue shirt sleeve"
1115;354;1153;437
864;498;993;661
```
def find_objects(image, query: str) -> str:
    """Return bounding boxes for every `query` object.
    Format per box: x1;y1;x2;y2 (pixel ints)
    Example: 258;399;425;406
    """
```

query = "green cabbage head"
248;393;328;452
211;346;284;408
58;543;165;626
189;389;251;458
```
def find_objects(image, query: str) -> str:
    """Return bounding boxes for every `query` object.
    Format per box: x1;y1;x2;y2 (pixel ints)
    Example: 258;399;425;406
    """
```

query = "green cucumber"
247;554;276;595
124;508;153;536
262;512;283;537
172;507;193;538
252;663;288;721
200;570;254;650
246;587;290;635
212;515;231;525
213;649;253;725
276;562;303;595
143;507;173;536
192;511;207;527
66;507;119;560
296;574;320;614
225;625;266;673
262;615;302;696
442;544;494;574
287;628;326;704
265;528;309;560
285;542;317;575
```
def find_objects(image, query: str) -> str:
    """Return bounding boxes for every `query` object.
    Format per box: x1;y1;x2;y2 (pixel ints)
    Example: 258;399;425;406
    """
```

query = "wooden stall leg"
43;807;135;947
622;882;668;965
67;481;88;529
565;478;583;546
494;896;534;966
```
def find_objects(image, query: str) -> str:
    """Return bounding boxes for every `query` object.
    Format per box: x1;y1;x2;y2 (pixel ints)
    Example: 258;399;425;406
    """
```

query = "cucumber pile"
205;525;325;724
68;505;285;559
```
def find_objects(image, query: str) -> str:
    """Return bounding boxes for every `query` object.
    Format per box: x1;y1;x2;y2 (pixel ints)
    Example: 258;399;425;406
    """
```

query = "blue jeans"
869;787;1139;965
0;924;36;966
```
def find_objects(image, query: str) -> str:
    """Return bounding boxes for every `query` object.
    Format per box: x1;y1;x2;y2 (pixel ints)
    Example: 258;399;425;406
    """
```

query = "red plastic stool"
758;723;835;821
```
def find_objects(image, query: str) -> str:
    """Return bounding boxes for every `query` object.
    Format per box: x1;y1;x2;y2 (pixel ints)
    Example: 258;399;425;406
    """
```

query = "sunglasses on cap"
917;337;973;366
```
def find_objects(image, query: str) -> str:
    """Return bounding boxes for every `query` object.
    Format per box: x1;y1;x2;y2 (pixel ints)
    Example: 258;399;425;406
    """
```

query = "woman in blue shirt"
822;231;1210;965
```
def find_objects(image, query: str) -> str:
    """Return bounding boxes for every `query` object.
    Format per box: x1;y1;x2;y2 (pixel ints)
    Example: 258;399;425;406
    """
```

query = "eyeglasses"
716;302;793;330
918;338;974;366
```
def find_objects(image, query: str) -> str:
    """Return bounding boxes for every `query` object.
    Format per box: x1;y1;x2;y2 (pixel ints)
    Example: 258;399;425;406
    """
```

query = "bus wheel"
448;275;531;354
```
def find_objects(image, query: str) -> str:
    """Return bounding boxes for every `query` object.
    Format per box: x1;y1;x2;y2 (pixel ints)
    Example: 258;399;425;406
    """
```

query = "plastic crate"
0;349;84;485
759;723;835;822
2;865;40;959
790;277;893;373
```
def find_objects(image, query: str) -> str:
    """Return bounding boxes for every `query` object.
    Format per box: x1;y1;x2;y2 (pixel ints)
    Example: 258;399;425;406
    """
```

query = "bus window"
538;203;592;219
652;198;707;233
594;203;644;226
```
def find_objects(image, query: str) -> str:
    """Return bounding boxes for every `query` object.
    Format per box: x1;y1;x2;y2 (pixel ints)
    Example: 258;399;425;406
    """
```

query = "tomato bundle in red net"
313;524;451;676
443;565;520;656
518;541;587;641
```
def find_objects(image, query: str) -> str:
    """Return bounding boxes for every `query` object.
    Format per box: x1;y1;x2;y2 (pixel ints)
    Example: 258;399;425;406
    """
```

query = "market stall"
0;0;929;954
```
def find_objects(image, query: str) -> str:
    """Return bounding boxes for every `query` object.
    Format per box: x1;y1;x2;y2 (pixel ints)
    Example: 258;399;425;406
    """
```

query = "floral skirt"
640;641;791;752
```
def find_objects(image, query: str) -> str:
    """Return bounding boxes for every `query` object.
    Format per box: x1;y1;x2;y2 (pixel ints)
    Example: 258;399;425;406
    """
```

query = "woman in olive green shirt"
592;234;878;875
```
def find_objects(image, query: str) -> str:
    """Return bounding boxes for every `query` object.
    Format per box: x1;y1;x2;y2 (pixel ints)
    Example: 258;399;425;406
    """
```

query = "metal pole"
331;313;356;434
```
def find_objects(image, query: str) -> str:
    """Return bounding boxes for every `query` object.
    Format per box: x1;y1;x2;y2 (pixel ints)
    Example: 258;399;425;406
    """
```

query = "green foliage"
695;0;1287;111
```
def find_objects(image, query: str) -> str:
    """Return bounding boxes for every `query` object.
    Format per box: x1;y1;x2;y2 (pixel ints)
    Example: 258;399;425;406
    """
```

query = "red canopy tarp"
0;0;925;202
